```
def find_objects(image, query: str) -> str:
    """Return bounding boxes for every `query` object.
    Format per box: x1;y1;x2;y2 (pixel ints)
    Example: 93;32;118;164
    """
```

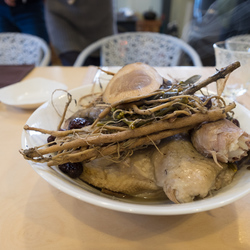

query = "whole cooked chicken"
80;134;236;203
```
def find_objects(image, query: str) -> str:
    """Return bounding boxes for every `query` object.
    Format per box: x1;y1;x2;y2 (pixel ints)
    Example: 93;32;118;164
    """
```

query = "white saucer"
0;77;68;109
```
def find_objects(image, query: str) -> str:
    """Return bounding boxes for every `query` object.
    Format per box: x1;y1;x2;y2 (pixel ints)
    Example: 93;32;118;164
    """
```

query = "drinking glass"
213;41;250;100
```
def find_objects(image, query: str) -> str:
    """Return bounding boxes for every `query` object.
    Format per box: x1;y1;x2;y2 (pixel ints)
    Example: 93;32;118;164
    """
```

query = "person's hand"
4;0;16;7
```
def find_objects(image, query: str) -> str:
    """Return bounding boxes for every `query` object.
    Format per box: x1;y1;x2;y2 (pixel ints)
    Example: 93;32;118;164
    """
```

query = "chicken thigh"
152;134;236;203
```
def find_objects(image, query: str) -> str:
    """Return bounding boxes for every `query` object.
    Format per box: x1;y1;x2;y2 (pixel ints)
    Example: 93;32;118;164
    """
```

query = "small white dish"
0;77;68;109
21;83;250;215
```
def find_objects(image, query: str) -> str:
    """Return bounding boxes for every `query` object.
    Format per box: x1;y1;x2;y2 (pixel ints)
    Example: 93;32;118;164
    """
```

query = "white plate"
21;84;250;215
0;77;68;109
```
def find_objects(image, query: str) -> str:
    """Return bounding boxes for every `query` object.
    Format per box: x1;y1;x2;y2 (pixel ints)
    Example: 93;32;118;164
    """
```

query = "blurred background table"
1;66;250;250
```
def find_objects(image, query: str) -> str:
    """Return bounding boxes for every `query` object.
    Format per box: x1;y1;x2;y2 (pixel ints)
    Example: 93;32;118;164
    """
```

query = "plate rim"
21;84;250;215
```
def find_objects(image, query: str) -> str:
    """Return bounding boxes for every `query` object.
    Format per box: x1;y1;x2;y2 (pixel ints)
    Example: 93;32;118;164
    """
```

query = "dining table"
1;65;250;250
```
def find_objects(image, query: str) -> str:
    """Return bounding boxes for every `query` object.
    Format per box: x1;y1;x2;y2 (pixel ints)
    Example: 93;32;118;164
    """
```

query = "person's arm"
4;0;16;7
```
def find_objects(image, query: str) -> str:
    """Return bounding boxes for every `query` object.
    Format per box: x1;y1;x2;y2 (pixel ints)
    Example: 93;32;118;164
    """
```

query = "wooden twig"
182;61;240;95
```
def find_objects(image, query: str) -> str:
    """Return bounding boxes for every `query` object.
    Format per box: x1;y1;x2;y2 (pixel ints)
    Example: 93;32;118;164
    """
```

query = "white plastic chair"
73;32;202;67
0;32;51;66
226;34;250;44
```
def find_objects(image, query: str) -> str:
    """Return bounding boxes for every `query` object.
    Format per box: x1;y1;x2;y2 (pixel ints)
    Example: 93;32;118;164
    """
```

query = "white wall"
169;0;194;37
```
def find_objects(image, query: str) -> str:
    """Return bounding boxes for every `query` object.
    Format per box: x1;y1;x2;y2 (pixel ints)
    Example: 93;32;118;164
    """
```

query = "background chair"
226;34;250;43
0;32;51;66
73;32;202;67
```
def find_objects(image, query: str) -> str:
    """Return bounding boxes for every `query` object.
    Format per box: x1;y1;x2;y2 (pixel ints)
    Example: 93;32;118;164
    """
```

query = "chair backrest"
74;32;202;67
226;34;250;44
0;32;51;66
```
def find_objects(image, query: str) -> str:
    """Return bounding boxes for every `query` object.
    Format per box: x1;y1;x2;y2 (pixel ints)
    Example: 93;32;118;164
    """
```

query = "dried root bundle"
20;62;240;168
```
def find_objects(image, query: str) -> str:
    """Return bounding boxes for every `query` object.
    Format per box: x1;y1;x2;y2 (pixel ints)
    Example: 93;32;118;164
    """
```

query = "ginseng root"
20;102;235;164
